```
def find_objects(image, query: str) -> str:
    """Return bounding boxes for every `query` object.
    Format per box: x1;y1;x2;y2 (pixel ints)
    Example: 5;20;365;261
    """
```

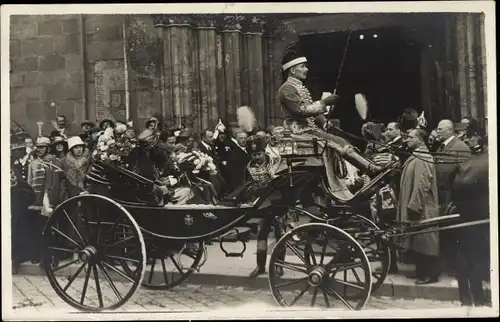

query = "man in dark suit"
225;128;251;192
435;119;472;276
197;128;226;196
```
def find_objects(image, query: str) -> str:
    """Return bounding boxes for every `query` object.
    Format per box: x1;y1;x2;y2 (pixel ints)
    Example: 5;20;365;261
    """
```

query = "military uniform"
277;43;386;178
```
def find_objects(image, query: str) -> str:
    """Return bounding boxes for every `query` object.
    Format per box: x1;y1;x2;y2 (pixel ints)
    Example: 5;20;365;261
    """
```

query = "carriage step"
218;227;252;243
225;253;244;258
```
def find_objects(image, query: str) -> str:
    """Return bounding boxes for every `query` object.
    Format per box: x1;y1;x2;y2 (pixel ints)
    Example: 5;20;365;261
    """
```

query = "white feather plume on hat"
354;94;368;120
237;106;256;133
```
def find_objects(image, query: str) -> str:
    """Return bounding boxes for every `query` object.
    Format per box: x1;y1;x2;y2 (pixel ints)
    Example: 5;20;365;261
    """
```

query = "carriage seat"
325;161;400;205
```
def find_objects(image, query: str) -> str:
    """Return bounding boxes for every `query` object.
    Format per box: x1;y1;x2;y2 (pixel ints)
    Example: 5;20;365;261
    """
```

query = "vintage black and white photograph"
2;2;497;320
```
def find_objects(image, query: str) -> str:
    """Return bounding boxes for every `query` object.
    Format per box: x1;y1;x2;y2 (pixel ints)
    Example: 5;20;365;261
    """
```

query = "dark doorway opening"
300;27;422;137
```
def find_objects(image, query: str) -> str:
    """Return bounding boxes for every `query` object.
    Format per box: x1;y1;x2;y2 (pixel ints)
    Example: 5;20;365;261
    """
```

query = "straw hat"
68;136;86;150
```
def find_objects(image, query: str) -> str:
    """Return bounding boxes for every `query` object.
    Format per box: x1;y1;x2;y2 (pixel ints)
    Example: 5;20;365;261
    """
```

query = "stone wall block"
10;102;26;122
38;54;66;71
21;37;55;57
11;20;38;39
56;100;76;121
23;71;55;87
54;33;81;54
12;57;39;73
26;101;56;122
38;20;63;36
87;24;123;43
10;73;25;88
65;54;83;71
10;40;21;58
62;18;80;34
87;41;124;61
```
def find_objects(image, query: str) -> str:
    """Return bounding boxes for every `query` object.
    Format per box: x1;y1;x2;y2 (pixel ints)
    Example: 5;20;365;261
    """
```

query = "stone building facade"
9;13;487;137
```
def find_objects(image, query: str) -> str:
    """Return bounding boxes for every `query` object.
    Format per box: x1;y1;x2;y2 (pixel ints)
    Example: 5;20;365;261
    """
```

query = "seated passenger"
134;129;195;206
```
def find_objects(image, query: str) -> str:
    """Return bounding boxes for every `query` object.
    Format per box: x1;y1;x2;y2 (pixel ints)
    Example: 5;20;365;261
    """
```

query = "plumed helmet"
35;136;51;147
246;135;267;154
137;129;160;150
281;42;308;72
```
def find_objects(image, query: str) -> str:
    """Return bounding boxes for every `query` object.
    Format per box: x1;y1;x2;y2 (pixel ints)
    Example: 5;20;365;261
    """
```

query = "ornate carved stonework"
263;20;279;38
151;14;194;26
240;15;266;34
217;15;244;31
193;14;218;28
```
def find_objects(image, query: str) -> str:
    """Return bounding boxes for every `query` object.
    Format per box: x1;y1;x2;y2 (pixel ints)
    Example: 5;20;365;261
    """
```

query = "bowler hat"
81;120;95;127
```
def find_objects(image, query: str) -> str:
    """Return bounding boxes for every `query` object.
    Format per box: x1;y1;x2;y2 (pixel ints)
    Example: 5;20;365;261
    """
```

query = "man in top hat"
10;132;37;272
277;43;386;178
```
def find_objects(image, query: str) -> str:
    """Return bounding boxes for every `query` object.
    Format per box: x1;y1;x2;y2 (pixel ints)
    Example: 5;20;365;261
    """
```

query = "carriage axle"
78;245;98;262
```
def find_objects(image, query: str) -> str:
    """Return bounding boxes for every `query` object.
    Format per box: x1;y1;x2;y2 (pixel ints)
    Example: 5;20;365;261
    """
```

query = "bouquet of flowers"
92;127;136;164
174;150;217;175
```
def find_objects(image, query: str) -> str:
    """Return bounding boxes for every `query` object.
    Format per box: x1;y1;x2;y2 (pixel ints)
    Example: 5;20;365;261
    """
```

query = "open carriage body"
39;136;489;312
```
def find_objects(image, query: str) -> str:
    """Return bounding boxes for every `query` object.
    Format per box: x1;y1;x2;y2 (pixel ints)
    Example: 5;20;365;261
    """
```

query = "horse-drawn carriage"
40;135;490;312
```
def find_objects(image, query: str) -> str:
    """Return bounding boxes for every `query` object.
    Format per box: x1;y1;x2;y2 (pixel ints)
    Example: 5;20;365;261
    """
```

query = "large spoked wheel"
121;239;204;290
268;223;372;311
41;194;146;312
328;214;390;295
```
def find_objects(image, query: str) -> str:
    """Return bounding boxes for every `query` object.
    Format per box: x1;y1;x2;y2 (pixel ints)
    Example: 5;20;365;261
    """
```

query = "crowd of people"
10;107;489;305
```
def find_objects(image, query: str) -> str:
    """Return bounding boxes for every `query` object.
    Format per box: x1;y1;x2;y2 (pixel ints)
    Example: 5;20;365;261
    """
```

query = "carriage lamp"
280;130;295;156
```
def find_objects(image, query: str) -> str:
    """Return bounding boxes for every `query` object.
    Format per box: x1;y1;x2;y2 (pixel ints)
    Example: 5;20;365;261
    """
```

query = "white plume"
417;111;427;128
37;121;44;137
354;93;368;120
237;106;256;133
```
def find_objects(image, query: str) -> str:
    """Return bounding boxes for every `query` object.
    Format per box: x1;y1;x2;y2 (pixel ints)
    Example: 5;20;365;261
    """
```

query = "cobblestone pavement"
9;275;462;316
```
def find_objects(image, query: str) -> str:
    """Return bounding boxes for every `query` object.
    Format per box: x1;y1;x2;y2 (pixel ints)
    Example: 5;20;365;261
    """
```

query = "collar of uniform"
231;138;247;152
443;135;455;147
286;77;304;87
201;140;211;150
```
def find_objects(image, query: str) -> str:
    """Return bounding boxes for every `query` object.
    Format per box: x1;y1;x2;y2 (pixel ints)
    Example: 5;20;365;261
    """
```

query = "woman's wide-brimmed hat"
50;135;68;149
145;116;160;128
99;118;115;130
35;136;51;147
68;136;86;150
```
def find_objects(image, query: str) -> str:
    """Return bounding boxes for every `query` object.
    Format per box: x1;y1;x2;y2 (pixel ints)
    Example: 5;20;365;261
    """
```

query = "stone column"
153;15;194;128
242;15;266;128
263;21;278;127
219;16;243;124
195;15;218;130
476;13;487;126
455;13;471;120
215;32;226;122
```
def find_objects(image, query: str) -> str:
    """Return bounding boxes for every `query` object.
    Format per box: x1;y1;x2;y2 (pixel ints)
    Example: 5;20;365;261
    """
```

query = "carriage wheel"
42;195;146;312
328;215;390;295
268;223;372;310
121;240;204;290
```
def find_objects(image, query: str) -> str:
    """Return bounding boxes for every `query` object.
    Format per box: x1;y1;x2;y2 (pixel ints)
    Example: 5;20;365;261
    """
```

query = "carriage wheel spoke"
63;209;86;246
168;254;185;275
48;246;79;253
289;285;310;306
93;264;104;308
333;261;364;273
106;254;140;264
274;261;308;274
105;236;136;249
102;260;136;283
98;263;123;301
285;241;309;266
351;268;363;285
322;289;331;308
96;206;102;245
305;243;317;266
160;258;169;285
331;278;365;291
327;287;354;310
148;260;156;284
275;277;308;288
51;226;83;250
52;259;79;272
310;288;318;307
319;241;327;265
80;262;91;305
63;262;87;292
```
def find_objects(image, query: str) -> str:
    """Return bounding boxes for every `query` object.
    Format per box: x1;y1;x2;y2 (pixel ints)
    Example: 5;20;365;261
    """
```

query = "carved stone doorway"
300;26;422;136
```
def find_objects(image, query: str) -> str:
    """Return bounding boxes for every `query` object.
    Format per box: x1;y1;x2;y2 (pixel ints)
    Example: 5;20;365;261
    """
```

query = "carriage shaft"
388;219;489;238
